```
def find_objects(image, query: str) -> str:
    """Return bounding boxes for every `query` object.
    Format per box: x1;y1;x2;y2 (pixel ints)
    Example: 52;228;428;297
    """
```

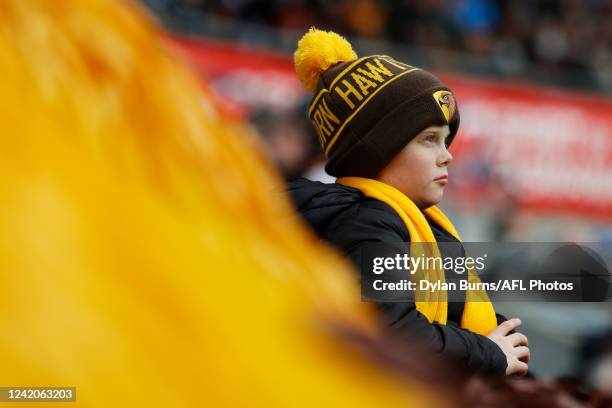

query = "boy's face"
377;125;452;209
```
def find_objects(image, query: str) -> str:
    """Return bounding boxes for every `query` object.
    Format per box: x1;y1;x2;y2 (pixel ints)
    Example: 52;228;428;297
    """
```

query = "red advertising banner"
448;76;612;219
170;35;612;219
169;36;303;117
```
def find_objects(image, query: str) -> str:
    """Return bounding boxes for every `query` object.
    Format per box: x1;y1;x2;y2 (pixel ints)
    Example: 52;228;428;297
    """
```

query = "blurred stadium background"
141;0;612;383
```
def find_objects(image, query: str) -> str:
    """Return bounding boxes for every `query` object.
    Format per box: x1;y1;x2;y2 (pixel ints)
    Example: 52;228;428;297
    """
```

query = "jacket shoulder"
326;197;410;245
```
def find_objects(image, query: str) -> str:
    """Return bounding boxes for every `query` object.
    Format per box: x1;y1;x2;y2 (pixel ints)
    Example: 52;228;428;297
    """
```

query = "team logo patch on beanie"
433;90;456;124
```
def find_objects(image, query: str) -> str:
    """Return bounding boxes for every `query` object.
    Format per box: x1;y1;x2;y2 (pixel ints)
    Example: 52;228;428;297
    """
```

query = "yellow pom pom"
294;28;357;93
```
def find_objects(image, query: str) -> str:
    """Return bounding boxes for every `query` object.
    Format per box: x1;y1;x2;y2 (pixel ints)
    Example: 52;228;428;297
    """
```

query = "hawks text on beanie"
294;28;460;178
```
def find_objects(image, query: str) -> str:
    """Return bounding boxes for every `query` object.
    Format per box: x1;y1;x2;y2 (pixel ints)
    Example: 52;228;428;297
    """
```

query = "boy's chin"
422;194;443;209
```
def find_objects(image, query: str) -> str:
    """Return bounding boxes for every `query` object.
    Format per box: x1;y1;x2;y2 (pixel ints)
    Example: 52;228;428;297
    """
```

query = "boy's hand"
487;318;530;376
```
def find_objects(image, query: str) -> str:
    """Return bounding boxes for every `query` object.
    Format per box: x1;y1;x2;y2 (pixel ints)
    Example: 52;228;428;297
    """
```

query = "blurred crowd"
151;0;612;91
249;108;324;182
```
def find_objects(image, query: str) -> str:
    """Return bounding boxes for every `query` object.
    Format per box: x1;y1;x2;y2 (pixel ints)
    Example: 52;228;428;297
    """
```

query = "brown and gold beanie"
294;28;460;178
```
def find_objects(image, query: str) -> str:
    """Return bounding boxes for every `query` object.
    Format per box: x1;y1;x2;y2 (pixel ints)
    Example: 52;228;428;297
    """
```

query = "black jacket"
288;178;508;375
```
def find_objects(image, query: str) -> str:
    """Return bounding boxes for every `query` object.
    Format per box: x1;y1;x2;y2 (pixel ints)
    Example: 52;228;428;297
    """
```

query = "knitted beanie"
294;28;460;178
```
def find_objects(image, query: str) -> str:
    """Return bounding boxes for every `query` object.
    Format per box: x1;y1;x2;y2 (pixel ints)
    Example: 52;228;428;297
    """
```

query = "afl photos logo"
432;90;456;124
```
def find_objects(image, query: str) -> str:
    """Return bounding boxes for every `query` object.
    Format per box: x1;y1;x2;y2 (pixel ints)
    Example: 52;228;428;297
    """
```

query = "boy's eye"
424;135;435;143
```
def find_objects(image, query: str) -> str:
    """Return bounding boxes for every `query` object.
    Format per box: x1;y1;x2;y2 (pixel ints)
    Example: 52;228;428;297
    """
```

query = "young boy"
290;29;529;376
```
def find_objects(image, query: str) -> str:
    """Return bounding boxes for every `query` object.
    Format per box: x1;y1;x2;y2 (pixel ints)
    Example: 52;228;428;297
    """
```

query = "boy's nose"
438;148;453;166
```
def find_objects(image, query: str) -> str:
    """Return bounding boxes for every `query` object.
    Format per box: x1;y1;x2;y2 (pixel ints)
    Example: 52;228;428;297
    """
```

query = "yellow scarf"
338;177;497;336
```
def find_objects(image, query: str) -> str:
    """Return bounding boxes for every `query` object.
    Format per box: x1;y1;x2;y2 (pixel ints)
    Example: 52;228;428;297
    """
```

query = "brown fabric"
306;55;460;178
